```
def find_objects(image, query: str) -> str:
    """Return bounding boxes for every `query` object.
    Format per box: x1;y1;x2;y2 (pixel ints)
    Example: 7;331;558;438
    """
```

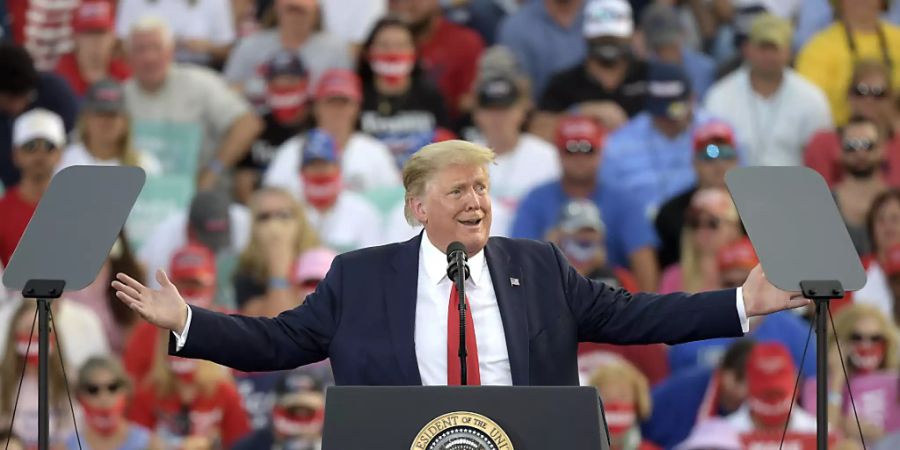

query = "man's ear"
410;196;428;225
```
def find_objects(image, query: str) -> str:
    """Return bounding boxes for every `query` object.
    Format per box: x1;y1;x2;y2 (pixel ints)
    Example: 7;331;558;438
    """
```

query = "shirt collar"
421;231;486;287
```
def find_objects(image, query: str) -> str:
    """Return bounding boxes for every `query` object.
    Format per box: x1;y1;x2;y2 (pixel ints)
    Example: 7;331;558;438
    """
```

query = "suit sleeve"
552;243;744;344
168;256;344;372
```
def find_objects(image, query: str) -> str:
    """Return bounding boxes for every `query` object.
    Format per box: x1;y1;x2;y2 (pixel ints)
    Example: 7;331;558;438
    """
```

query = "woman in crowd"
0;302;74;447
56;80;160;175
588;360;659;450
234;187;319;317
855;190;900;315
659;188;743;293
356;17;451;169
64;356;154;450
128;331;250;448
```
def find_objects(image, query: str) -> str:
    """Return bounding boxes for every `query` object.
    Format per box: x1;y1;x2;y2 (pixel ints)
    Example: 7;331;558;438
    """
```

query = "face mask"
369;52;416;86
302;172;342;210
181;287;216;309
589;42;630;68
561;237;601;264
267;83;308;125
168;356;198;384
849;341;886;373
748;394;792;428
272;405;324;439
16;332;54;367
604;402;637;436
80;395;127;436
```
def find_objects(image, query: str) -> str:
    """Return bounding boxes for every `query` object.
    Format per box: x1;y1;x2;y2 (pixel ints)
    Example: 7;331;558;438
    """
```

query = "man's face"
411;164;492;255
127;30;173;89
75;31;115;66
473;104;525;142
389;0;439;26
13;139;62;179
276;0;317;31
0;92;33;117
693;153;737;189
840;122;883;179
652;43;682;65
560;142;601;183
849;72;892;122
313;97;360;133
745;41;790;78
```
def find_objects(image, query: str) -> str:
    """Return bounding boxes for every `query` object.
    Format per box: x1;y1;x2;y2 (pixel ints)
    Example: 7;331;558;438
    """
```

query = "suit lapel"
486;239;530;386
388;234;423;385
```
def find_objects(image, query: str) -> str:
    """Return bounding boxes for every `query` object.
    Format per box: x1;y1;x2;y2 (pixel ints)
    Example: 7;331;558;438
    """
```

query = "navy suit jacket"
172;235;744;385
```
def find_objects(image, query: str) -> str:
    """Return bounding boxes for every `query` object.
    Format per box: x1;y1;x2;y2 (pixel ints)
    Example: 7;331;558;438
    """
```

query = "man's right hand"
112;270;189;334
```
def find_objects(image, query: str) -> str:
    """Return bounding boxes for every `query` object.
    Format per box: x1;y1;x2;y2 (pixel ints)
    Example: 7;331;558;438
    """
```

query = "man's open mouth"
458;218;483;226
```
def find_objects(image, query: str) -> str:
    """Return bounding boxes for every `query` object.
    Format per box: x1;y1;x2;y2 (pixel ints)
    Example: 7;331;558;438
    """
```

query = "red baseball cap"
169;243;216;285
746;343;796;414
73;1;115;33
717;237;758;272
883;244;900;276
314;69;362;102
556;115;606;154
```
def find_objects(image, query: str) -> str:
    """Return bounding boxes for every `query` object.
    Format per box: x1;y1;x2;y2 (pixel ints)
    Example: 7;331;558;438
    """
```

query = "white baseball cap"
583;0;634;39
13;108;66;148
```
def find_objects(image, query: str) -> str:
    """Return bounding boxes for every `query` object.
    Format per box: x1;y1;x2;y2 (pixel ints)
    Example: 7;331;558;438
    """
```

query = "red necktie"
447;284;481;385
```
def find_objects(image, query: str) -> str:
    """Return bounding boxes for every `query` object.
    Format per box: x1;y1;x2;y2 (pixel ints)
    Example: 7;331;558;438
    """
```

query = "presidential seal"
411;411;514;450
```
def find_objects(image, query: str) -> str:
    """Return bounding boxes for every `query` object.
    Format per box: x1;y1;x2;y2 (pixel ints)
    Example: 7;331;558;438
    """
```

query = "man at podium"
112;140;807;386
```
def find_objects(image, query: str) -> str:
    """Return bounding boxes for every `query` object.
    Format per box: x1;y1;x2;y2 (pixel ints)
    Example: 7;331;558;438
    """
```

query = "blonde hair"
831;304;900;372
76;113;141;167
146;328;229;397
402;140;496;226
237;187;319;282
588;360;652;420
679;189;740;292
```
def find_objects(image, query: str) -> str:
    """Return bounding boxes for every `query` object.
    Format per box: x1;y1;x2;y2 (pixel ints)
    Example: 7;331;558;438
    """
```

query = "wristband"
268;277;290;290
207;158;226;175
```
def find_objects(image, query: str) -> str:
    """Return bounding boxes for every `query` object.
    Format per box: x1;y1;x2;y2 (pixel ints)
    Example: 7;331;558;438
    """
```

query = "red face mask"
267;82;308;125
16;332;54;367
849;341;886;374
167;356;198;384
272;405;324;439
368;52;415;86
301;172;342;210
748;392;793;428
604;401;637;436
80;395;127;436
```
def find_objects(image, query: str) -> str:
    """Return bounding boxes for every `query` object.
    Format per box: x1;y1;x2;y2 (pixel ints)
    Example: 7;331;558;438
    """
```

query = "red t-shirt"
0;188;38;267
54;52;132;96
128;380;250;448
804;130;900;188
123;321;160;384
417;18;484;119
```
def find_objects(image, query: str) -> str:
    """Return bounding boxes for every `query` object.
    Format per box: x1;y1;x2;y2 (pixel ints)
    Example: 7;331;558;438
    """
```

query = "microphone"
446;241;470;385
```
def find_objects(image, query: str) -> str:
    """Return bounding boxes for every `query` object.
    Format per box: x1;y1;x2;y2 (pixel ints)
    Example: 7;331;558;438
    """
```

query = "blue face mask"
561;237;602;264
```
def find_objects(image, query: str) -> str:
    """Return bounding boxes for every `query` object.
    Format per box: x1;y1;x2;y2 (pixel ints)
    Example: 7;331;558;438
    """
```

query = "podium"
322;386;609;450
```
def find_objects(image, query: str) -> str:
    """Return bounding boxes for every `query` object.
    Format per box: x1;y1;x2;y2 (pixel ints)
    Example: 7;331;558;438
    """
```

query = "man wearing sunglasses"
833;115;888;255
0;108;65;267
513;114;660;291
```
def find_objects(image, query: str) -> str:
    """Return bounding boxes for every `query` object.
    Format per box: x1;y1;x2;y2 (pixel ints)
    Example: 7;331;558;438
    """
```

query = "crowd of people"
1;0;900;448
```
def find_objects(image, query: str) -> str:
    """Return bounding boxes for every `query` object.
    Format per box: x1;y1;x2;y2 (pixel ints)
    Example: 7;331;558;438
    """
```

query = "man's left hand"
741;264;810;317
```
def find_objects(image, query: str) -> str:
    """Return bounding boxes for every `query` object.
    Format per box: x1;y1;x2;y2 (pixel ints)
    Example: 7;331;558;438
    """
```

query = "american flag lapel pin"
510;277;520;286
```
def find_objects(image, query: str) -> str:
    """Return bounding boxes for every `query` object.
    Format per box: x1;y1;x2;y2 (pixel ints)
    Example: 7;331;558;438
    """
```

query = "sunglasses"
563;140;596;155
849;333;886;344
687;216;721;230
842;138;877;153
19;139;59;153
696;143;737;161
851;83;889;99
256;209;294;222
82;380;123;396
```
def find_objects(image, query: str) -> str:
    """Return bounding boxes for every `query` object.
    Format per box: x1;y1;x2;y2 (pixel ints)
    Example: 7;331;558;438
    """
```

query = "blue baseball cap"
645;62;692;118
266;49;308;80
300;129;338;167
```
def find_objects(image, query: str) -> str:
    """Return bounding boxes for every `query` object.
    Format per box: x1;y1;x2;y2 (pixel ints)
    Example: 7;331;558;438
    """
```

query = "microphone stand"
455;261;468;386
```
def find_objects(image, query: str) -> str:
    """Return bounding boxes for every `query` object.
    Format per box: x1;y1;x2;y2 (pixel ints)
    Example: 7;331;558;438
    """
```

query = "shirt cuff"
735;287;750;334
171;305;193;352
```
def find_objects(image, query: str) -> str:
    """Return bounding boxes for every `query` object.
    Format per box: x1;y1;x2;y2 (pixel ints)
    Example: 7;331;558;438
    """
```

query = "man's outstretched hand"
741;264;811;317
112;270;188;334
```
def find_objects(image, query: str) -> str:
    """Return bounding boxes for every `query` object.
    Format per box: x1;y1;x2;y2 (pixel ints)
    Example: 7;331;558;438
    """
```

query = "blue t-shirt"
64;424;151;450
642;367;716;449
511;180;659;268
667;310;817;378
0;72;79;187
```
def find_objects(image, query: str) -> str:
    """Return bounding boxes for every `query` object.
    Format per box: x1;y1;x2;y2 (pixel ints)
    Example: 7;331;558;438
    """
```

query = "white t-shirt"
56;142;163;176
304;191;383;253
854;262;893;318
321;0;386;44
725;405;818;433
116;0;235;64
478;134;560;211
137;204;252;288
383;197;513;245
263;133;401;197
704;66;832;166
0;297;109;370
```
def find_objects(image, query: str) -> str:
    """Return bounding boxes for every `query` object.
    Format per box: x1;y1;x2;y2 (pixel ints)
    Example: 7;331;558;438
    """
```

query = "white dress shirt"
174;236;752;378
